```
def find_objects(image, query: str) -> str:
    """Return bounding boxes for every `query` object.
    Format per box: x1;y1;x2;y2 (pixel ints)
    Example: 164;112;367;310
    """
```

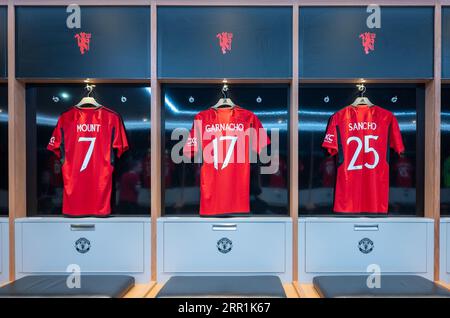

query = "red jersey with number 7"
183;106;270;216
322;105;404;213
47;106;129;216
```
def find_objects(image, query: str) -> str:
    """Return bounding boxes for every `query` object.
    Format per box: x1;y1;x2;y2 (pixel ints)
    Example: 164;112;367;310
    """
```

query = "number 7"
78;137;96;172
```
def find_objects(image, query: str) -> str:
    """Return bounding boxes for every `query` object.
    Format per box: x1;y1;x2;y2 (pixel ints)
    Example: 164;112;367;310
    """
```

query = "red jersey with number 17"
322;105;404;213
183;106;270;216
47;106;129;216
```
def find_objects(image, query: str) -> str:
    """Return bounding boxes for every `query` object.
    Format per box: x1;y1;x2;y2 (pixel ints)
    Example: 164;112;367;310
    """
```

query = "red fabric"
322;105;404;213
119;171;140;203
393;156;414;187
269;156;287;188
319;156;336;188
183;106;270;216
47;106;129;216
48;155;63;187
141;150;151;188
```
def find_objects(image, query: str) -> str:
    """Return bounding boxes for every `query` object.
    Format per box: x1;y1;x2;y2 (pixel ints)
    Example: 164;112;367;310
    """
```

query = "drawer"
163;222;286;273
20;222;144;273
305;222;428;273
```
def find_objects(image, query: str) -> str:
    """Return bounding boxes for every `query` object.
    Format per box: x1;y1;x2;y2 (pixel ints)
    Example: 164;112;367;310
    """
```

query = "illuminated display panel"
299;84;424;216
162;84;289;216
27;84;151;216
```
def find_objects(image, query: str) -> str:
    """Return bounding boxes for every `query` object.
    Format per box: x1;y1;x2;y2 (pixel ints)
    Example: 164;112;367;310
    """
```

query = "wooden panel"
424;4;442;282
283;283;299;298
436;281;450;291
123;282;156;298
154;0;435;5
150;3;160;282
293;282;320;298
146;283;164;298
291;4;299;283
7;3;26;282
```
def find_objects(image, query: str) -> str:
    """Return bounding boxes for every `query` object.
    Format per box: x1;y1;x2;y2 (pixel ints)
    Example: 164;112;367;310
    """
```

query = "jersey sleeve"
251;114;270;154
389;114;405;155
183;114;202;158
322;115;338;156
113;115;129;158
47;117;63;158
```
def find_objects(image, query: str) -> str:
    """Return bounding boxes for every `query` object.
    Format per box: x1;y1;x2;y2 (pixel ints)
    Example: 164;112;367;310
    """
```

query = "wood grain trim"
283;283;299;298
158;78;292;83
7;0;436;6
122;282;157;298
293;282;321;298
291;4;299;283
146;283;164;298
10;0;150;5
424;2;442;282
150;2;160;283
299;78;432;84
436;281;450;291
17;78;150;84
7;2;26;282
154;0;434;6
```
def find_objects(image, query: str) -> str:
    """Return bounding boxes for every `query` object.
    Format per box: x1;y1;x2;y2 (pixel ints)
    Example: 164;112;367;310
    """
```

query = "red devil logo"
359;32;376;55
75;32;92;55
216;32;233;55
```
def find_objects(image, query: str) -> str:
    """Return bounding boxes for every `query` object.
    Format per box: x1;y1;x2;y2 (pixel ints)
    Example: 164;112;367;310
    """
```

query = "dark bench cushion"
0;275;135;298
157;276;286;298
313;275;450;298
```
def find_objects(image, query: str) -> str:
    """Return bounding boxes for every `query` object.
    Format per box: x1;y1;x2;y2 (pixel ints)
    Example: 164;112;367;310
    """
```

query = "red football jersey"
322;105;404;213
319;156;336;188
47;106;129;216
183;106;270;216
393;156;414;187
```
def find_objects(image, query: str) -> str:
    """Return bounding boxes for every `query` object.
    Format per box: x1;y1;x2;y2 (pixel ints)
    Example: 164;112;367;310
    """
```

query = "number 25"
347;135;379;171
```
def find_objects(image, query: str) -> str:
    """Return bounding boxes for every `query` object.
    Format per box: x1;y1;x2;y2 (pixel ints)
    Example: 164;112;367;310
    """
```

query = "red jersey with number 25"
47;106;129;216
322;105;404;213
183;106;270;216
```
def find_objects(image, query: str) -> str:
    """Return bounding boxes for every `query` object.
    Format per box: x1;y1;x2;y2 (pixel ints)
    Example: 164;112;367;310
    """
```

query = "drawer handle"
212;224;237;231
70;224;95;231
354;225;379;231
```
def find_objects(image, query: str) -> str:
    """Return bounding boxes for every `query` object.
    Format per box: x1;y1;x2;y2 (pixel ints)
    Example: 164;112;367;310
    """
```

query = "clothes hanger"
351;83;374;107
211;82;236;109
75;84;102;108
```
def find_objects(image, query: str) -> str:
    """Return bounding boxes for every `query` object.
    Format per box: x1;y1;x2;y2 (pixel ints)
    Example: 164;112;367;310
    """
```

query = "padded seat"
313;275;450;298
0;275;135;298
157;276;286;298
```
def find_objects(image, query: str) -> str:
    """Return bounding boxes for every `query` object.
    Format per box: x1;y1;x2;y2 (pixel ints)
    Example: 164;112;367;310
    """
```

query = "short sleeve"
322;115;338;156
183;115;202;158
389;114;405;154
113;115;129;158
47;117;63;158
251;114;270;154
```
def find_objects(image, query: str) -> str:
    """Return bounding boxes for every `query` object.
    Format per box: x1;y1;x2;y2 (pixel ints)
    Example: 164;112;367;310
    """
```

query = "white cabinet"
158;217;292;283
299;217;434;283
15;217;151;283
440;218;450;283
0;218;8;285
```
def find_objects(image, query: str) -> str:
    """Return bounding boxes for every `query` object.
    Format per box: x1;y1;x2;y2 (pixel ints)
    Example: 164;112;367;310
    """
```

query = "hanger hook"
356;83;366;97
222;83;229;99
86;84;95;97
